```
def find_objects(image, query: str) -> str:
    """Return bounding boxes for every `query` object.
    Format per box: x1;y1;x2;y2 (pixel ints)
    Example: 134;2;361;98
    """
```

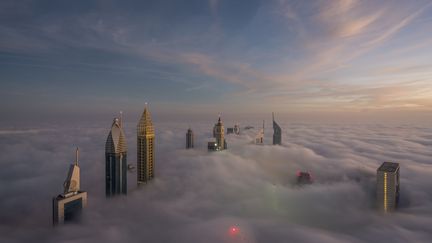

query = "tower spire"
75;147;79;166
119;111;123;127
272;112;275;122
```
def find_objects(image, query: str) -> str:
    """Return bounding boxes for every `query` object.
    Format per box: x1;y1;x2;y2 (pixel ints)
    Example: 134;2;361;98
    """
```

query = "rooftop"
378;162;400;172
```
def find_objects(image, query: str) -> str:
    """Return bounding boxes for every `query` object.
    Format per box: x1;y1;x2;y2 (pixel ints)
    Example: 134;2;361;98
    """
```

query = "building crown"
137;104;154;135
106;118;127;154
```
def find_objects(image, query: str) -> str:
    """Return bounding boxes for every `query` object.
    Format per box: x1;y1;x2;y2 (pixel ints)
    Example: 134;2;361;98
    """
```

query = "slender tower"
186;128;194;149
53;148;87;225
272;112;282;145
234;123;240;135
137;103;155;184
105;117;127;196
214;114;225;150
255;120;264;145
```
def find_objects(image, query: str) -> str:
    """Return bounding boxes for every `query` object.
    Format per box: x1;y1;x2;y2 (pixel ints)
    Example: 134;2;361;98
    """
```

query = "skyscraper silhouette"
186;128;194;149
255;120;264;145
272;112;282;145
137;104;155;184
105;117;127;196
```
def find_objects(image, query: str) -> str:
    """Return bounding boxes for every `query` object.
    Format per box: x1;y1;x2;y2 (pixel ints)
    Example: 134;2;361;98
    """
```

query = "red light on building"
229;226;239;235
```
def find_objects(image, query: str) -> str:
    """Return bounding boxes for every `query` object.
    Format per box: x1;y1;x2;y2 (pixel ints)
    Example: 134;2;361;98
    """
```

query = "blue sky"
1;0;432;122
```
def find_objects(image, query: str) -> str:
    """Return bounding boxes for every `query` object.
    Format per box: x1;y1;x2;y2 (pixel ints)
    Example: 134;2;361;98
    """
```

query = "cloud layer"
1;120;432;242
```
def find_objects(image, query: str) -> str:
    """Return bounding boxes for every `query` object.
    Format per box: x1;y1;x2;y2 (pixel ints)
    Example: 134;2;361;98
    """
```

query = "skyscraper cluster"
52;109;402;226
52;104;156;225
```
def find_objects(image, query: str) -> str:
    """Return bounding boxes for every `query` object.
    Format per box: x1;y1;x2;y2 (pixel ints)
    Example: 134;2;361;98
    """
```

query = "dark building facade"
186;128;194;149
272;112;282;145
105;118;127;196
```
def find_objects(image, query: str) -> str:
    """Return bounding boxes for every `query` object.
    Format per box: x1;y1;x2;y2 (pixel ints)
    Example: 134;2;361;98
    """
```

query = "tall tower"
255;120;264;145
234;123;240;135
186;128;194;149
53;148;87;225
105;117;127;196
214;115;225;150
377;162;400;212
272;112;282;145
137;104;155;184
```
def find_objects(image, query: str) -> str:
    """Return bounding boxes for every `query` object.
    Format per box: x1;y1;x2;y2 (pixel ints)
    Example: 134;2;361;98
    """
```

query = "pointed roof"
272;112;281;131
216;113;223;125
106;118;127;154
137;104;154;135
63;148;81;194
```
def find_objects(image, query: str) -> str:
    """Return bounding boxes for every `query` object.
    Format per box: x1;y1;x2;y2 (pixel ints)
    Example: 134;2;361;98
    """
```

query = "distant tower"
213;124;217;138
137;104;155;184
214;115;225;150
255;120;264;145
105;117;127;196
53;148;87;225
208;114;227;151
377;162;400;212
234;123;240;135
186;128;194;149
272;112;282;145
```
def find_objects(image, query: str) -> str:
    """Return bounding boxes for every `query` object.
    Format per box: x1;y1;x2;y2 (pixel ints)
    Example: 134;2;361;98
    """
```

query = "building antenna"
75;147;79;166
119;111;123;127
272;112;275;122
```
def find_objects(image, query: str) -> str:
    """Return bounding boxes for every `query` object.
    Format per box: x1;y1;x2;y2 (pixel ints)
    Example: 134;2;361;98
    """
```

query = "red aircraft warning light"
229;226;239;235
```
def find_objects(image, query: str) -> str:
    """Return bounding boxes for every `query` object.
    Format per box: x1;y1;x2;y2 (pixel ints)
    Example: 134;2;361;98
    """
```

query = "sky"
1;0;432;123
1;121;432;242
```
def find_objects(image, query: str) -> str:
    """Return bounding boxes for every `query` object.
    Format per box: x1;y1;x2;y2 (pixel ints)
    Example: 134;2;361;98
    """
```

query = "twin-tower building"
105;104;155;197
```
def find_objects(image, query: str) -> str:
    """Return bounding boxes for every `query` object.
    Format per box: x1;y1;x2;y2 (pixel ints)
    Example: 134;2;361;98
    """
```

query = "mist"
0;120;431;242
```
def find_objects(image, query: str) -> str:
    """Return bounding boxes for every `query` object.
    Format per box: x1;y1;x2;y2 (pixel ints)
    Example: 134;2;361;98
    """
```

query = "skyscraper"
105;117;127;196
53;148;87;225
377;162;400;212
255;120;264;145
214;115;225;150
137;104;155;184
233;123;240;135
208;115;227;151
272;112;282;145
186;128;194;149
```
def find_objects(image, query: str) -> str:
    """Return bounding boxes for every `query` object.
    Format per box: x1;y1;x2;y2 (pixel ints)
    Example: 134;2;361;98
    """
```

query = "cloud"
1;119;432;242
